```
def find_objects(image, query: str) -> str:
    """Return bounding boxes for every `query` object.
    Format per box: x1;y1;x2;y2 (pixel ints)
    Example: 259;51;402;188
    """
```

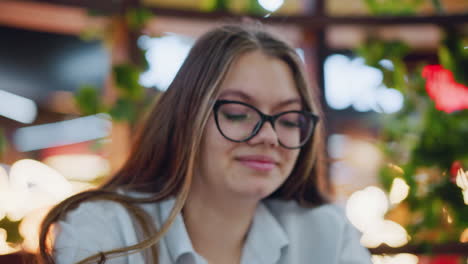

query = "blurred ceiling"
0;0;466;110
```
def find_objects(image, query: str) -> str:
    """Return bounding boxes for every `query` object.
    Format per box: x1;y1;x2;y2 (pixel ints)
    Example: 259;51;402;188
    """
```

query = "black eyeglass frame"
213;99;319;149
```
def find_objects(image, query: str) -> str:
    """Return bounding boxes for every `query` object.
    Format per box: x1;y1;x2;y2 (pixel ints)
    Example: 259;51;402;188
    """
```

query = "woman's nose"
247;121;279;147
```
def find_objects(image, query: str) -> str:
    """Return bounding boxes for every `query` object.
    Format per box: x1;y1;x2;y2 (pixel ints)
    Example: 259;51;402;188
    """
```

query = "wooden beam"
369;242;468;255
30;0;468;27
0;1;109;35
147;8;468;27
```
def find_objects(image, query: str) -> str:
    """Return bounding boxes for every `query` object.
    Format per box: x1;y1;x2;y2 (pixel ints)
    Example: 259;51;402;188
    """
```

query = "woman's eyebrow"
219;90;253;102
220;89;302;109
275;98;302;110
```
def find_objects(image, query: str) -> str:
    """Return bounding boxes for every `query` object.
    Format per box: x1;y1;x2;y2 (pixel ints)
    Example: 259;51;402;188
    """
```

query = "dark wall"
0;26;109;104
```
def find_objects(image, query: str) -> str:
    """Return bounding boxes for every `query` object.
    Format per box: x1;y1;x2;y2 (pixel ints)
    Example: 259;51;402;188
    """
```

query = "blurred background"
0;0;467;263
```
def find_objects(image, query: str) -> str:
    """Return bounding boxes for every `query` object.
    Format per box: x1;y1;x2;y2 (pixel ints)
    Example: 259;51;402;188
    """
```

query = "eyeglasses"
213;100;319;149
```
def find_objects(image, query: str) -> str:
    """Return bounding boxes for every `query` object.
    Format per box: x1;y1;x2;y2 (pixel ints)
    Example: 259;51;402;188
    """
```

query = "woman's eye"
279;119;300;128
222;112;248;121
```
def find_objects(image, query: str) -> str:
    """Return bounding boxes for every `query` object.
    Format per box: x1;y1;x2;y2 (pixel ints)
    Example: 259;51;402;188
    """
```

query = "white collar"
159;198;289;264
159;198;197;263
241;202;289;264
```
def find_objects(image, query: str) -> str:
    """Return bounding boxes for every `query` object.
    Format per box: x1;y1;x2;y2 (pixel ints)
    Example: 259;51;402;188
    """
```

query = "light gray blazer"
54;195;372;264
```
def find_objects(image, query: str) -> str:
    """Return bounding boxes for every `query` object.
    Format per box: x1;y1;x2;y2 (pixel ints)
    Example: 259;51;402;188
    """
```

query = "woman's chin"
230;179;279;200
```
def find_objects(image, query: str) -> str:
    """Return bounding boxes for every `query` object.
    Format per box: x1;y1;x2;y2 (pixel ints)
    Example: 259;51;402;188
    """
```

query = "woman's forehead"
218;51;301;106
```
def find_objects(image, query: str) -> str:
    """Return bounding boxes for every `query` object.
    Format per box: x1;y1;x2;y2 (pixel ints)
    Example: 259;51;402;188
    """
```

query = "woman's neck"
182;190;258;264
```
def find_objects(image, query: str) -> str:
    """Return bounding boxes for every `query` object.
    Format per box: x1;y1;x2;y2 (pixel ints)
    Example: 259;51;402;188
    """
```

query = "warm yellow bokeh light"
9;159;72;199
389;178;409;204
19;206;53;253
0;166;8;187
5;159;73;221
0;228;20;255
361;220;409;248
346;140;382;170
456;169;468;205
347;186;409;248
0;158;103;255
460;228;468;243
346;186;388;232
43;154;110;182
372;253;418;264
387;163;404;174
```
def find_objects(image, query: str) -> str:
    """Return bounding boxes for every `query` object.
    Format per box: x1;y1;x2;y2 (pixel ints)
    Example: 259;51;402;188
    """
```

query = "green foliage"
75;63;147;123
113;64;145;101
201;0;274;14
0;128;7;160
247;0;267;15
412;107;468;168
202;0;235;11
75;85;103;115
109;98;137;122
358;31;468;244
0;218;22;244
357;40;410;92
430;0;445;13
439;30;468;85
200;0;217;11
214;0;230;11
126;8;153;31
138;48;150;72
364;0;424;15
75;5;154;125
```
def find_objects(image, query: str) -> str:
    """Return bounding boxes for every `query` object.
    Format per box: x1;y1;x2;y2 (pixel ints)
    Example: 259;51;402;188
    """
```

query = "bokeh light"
258;0;284;12
139;34;193;91
389;178;410;204
324;54;404;113
43;154;110;181
0;89;37;124
346;186;409;248
372;253;419;264
0;228;19;255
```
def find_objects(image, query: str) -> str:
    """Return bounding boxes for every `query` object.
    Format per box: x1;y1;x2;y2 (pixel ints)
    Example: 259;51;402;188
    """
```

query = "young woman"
38;23;372;264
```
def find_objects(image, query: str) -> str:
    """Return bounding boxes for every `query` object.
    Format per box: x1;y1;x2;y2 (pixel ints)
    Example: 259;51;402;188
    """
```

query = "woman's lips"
236;156;278;172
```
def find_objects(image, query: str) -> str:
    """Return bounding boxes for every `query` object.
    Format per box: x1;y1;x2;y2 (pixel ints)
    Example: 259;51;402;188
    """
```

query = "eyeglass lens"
216;102;314;148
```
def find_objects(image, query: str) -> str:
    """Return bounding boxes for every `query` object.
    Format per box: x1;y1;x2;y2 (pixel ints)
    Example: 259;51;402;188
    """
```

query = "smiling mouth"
235;156;278;172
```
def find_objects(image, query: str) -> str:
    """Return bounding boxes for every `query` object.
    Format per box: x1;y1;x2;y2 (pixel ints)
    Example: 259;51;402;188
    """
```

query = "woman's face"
195;50;302;201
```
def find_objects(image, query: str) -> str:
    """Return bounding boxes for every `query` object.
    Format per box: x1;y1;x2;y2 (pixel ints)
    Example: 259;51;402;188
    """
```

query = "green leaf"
113;64;144;101
379;165;400;191
138;48;150;72
215;0;230;11
0;217;22;244
364;0;424;15
431;0;445;14
440;31;468;86
0;128;7;159
125;8;153;31
438;46;454;72
391;59;408;91
109;98;137;122
74;85;103;115
200;0;217;11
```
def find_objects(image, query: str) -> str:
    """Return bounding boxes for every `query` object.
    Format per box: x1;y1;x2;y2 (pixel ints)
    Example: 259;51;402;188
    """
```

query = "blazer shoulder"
265;200;351;232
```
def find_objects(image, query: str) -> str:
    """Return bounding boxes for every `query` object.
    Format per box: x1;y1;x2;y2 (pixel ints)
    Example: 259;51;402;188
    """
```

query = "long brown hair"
38;22;330;264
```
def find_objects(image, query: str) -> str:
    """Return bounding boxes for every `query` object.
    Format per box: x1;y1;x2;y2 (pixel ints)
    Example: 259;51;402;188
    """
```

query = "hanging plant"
358;29;468;246
364;0;424;15
75;7;155;126
364;0;445;15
